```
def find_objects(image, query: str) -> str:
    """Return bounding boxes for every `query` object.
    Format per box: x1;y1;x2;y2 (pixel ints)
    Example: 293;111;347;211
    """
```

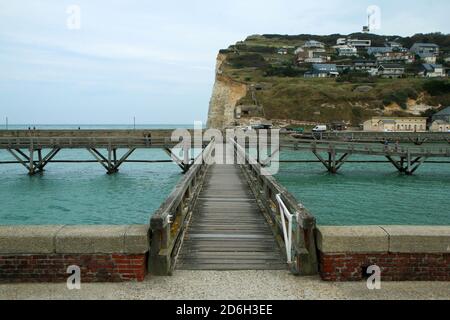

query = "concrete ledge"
317;226;450;254
124;225;150;254
0;225;149;254
382;226;450;253
0;226;65;254
316;226;389;253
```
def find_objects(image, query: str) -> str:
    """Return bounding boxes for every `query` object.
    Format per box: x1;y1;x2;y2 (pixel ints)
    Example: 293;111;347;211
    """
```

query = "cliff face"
207;34;450;127
207;54;248;129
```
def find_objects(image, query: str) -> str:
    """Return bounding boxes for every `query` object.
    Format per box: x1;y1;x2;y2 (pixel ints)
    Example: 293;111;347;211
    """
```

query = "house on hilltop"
336;38;371;49
303;40;325;49
418;64;445;78
304;64;339;78
295;40;329;64
353;60;378;74
368;46;414;63
377;64;405;78
335;45;358;57
410;43;440;63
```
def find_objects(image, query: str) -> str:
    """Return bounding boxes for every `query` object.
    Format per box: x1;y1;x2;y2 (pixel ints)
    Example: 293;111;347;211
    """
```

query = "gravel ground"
1;271;449;300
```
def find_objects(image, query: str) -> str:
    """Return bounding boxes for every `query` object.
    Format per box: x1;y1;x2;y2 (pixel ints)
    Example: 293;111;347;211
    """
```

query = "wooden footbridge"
301;131;450;144
0;136;203;174
2;130;450;275
149;140;318;275
278;139;450;175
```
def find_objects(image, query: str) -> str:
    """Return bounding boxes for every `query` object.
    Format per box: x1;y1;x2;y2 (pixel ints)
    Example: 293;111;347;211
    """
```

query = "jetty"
1;130;450;283
0;136;205;174
278;138;450;174
1;130;450;175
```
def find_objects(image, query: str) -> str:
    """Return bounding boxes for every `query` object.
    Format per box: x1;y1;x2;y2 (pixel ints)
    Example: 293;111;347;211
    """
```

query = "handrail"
273;139;450;157
299;131;450;143
148;139;215;275
0;136;187;147
276;194;295;264
230;138;318;275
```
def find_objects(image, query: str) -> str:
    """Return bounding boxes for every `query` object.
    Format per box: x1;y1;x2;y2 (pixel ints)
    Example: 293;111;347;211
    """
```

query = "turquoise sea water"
0;127;449;226
276;150;450;226
0;148;182;225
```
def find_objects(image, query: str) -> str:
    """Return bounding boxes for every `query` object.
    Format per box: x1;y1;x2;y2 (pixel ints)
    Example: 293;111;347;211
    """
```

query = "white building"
363;117;427;132
410;43;440;63
419;64;445;78
346;39;372;48
377;64;405;78
335;45;358;57
430;120;450;132
336;38;371;48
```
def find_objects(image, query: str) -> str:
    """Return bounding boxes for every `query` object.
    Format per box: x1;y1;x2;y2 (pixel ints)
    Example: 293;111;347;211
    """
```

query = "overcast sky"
1;0;449;125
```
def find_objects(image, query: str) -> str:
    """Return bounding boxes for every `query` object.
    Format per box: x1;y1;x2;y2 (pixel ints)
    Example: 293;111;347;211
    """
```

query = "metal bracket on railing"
275;193;297;264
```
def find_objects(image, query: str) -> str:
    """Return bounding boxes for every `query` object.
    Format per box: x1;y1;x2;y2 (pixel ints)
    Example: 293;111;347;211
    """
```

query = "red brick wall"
0;253;147;283
320;252;450;281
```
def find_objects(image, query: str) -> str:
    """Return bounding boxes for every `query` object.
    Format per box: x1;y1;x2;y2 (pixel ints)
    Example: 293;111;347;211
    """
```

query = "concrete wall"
316;226;450;281
0;225;149;283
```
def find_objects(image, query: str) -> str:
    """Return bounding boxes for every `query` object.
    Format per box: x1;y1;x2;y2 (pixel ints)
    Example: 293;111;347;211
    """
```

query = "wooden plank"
176;164;285;271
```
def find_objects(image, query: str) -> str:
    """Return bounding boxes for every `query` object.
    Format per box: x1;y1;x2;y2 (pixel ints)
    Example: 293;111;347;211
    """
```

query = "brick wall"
320;252;450;281
0;253;147;283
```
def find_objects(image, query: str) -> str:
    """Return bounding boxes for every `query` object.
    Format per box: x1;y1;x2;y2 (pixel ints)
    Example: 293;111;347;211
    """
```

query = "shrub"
228;54;268;68
336;72;376;84
264;65;303;77
423;80;450;96
383;90;410;109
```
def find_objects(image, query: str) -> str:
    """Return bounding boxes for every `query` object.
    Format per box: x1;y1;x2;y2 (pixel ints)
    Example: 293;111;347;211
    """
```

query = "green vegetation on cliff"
219;33;450;125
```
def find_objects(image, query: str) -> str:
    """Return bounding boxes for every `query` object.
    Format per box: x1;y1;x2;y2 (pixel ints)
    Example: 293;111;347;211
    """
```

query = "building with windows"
336;38;371;48
432;106;450;123
410;43;440;63
419;64;445;77
430;120;450;132
346;39;372;47
335;45;358;57
353;60;378;71
304;64;339;78
377;64;405;78
303;40;325;49
363;117;427;132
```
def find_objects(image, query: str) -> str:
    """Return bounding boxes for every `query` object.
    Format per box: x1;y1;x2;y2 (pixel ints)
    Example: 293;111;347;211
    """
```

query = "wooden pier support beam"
6;148;61;175
385;155;426;175
312;149;350;174
87;148;136;174
163;147;191;173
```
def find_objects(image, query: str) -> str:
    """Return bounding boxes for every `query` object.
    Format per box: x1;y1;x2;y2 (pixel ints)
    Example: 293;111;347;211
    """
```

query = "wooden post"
183;144;190;172
28;146;34;175
406;149;412;175
148;226;171;275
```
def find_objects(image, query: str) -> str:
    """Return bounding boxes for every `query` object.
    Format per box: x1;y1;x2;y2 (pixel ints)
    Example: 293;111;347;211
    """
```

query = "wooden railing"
230;139;318;275
280;139;450;157
0;137;184;149
300;131;450;143
148;139;215;275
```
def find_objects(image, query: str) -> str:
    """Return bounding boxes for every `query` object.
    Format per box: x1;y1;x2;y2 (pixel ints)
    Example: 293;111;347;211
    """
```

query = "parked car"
312;125;327;133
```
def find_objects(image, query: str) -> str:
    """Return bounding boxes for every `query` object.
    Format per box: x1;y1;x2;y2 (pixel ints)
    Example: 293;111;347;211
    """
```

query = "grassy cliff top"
218;33;450;125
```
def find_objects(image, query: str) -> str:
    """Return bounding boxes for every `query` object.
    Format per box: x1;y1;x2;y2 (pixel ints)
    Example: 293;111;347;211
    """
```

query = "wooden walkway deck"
176;164;286;271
